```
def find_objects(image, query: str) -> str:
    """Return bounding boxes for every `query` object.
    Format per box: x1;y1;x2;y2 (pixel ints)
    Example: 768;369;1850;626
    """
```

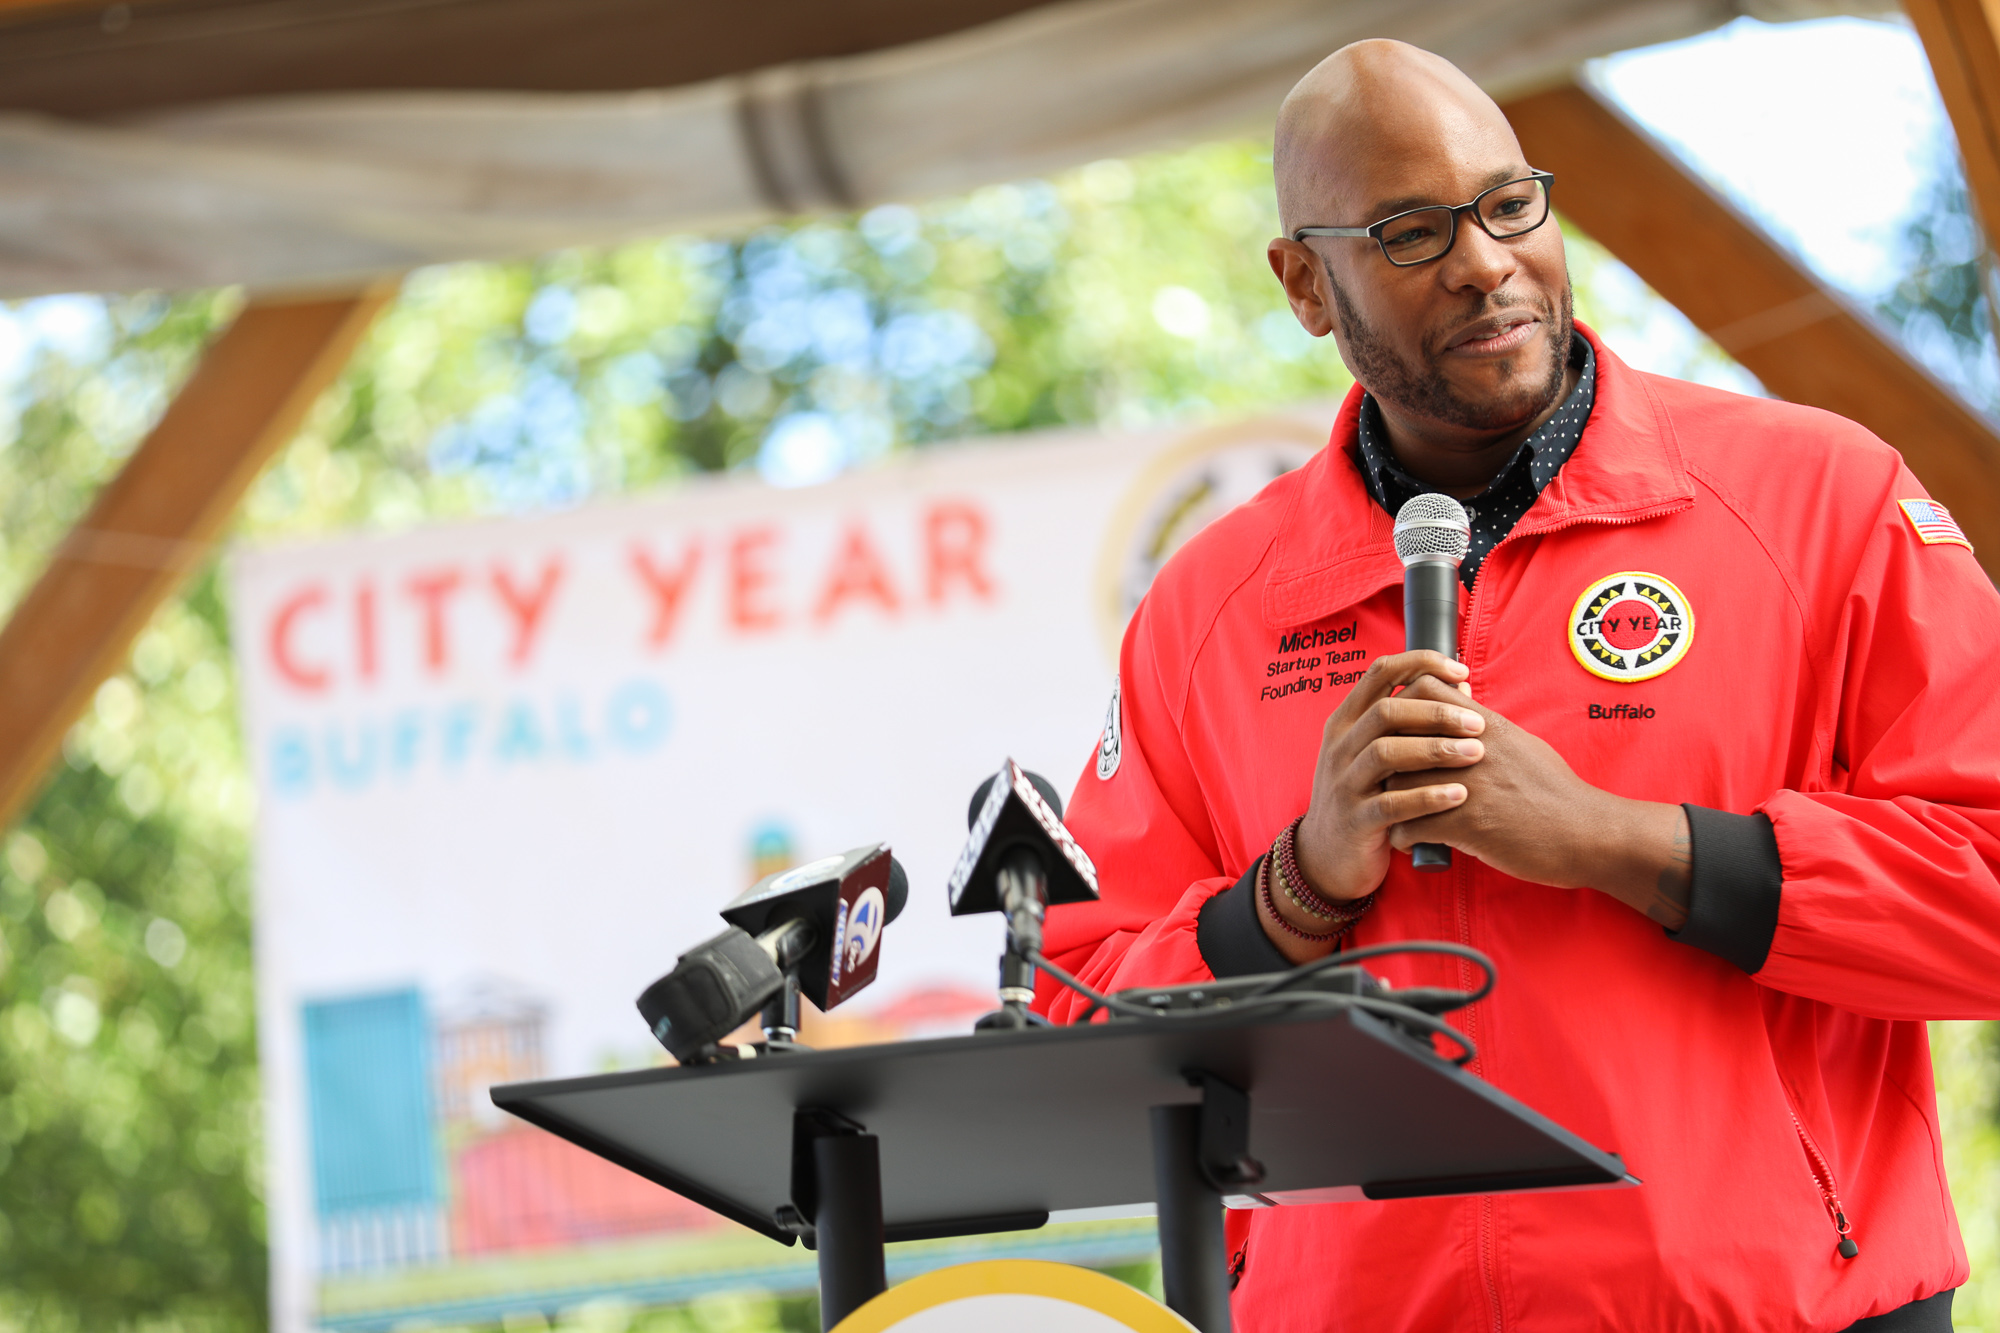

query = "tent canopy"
0;0;1865;297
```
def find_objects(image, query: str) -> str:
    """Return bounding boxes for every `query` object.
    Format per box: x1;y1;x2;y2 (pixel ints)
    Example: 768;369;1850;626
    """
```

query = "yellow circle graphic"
1091;415;1329;663
1567;571;1694;683
832;1259;1197;1333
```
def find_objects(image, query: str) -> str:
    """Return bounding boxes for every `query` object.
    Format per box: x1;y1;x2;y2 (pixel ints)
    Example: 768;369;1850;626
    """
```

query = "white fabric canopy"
0;0;1867;297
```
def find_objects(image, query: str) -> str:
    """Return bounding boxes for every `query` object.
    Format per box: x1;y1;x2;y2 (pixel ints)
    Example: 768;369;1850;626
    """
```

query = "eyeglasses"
1292;172;1555;267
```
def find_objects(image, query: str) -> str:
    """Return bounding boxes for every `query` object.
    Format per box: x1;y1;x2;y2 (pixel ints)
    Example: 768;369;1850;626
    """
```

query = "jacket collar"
1261;324;1694;629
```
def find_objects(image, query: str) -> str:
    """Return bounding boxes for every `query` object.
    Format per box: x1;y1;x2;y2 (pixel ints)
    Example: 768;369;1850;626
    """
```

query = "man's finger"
1383;767;1476;793
1351;734;1484;788
1329;695;1484;775
1388;805;1480;851
1324;655;1479;762
1401;671;1495;719
1330;651;1469;725
1360;783;1468;832
1340;695;1485;755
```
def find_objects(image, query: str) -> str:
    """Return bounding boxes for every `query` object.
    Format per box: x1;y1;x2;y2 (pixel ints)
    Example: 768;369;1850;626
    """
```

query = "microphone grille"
1393;493;1472;566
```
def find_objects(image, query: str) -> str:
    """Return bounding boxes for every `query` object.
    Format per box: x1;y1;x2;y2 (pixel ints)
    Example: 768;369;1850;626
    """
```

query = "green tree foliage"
0;293;262;1331
0;130;1993;1333
1874;142;2000;415
239;141;1350;541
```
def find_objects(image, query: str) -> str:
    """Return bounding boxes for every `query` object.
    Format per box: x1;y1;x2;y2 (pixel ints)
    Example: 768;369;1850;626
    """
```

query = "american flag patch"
1900;498;1973;550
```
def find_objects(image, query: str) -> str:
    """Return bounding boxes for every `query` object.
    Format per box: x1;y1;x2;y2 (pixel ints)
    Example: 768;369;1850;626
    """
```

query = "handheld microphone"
1393;493;1471;872
637;845;909;1063
949;759;1098;1028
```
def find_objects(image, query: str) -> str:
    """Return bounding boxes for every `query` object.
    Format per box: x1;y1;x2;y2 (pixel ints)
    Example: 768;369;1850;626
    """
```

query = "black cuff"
1196;856;1291;978
1668;805;1782;974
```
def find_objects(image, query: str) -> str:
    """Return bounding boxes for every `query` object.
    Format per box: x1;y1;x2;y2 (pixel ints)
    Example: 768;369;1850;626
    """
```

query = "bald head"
1274;41;1522;237
1264;38;1573;464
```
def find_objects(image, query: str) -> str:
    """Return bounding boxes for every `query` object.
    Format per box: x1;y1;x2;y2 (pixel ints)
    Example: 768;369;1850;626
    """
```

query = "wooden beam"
1505;79;2000;574
0;288;390;828
1906;0;2000;290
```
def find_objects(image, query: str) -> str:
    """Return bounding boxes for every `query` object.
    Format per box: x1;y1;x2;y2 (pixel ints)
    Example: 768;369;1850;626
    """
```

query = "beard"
1329;272;1573;433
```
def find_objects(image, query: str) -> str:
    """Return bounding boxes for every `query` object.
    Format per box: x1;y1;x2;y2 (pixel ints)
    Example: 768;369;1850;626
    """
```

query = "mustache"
1425;290;1554;357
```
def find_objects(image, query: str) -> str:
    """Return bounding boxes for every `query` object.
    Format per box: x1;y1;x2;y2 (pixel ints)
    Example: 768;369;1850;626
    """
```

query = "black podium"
494;1002;1635;1331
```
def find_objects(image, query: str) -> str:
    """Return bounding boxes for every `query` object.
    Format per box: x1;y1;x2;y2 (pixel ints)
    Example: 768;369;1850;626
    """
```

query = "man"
1040;39;2000;1331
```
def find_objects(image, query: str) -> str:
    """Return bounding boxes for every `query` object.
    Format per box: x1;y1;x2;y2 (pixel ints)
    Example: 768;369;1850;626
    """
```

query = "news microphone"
949;759;1098;1028
1394;493;1471;872
637;845;908;1063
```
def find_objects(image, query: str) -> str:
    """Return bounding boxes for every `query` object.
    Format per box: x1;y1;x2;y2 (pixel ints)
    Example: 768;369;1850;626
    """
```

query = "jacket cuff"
1196;856;1292;978
1668;805;1782;973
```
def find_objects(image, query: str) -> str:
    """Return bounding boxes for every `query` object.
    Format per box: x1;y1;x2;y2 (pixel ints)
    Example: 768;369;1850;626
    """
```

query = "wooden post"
1906;0;2000;340
1505;80;2000;575
0;287;392;828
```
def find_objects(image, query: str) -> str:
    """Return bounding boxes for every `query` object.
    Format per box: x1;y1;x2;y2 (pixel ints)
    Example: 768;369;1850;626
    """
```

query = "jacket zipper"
1477;1195;1503;1332
1457;574;1504;1333
1452;848;1503;1331
1448;499;1696;1332
1790;1110;1859;1259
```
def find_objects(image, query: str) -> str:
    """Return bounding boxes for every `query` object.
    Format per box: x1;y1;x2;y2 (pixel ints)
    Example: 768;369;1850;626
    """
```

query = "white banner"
231;409;1331;1331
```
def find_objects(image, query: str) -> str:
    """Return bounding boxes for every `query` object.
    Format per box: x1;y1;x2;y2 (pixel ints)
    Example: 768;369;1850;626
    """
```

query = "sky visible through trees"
0;16;1993;1333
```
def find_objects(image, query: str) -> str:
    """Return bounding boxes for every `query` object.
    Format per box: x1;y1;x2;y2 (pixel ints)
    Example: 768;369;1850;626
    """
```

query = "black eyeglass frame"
1290;171;1556;267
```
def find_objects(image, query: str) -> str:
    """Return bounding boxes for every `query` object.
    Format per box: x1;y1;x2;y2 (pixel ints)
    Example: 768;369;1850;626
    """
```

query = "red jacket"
1041;328;2000;1330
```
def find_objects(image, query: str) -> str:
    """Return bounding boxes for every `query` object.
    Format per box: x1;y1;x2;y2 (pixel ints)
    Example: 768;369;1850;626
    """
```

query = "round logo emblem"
832;1258;1195;1331
1092;416;1327;661
1568;572;1694;682
841;886;886;971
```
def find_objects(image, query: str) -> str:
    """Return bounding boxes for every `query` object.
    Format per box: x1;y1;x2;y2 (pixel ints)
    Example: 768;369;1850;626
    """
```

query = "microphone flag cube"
722;842;892;1010
948;758;1100;915
824;853;889;1010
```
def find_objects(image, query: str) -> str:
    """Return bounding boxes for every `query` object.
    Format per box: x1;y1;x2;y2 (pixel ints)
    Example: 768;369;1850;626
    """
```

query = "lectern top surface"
493;1005;1630;1244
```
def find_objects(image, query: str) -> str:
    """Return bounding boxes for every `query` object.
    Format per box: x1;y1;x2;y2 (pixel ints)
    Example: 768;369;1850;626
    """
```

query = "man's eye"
1491;199;1528;218
1385;225;1438;249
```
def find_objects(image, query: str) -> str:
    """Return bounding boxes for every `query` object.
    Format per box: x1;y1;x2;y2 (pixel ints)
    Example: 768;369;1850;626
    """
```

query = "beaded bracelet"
1273;851;1337;922
1273;815;1377;933
1258;854;1341;940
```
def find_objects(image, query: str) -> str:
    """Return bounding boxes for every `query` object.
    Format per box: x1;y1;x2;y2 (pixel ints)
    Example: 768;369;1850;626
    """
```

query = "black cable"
1026;945;1485;1066
1028;948;1477;1065
1244;940;1495;1005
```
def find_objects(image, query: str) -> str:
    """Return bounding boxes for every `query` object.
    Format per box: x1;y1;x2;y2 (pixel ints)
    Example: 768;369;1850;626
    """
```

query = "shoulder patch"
1899;498;1973;551
1096;676;1122;780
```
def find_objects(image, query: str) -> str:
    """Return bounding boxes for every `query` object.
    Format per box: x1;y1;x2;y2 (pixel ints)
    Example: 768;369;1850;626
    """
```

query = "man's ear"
1267;239;1336;339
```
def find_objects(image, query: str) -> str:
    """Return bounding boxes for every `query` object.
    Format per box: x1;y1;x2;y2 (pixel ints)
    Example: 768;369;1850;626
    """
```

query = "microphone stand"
754;917;817;1054
976;848;1052;1031
759;972;806;1053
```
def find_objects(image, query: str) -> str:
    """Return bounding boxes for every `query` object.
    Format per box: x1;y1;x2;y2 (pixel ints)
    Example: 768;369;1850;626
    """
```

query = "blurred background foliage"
0;119;1993;1332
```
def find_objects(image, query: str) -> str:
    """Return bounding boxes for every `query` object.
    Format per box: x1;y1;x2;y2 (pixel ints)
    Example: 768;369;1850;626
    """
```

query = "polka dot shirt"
1355;339;1597;589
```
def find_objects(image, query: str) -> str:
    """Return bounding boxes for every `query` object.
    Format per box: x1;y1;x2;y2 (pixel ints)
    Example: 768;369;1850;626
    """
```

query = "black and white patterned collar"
1355;336;1596;587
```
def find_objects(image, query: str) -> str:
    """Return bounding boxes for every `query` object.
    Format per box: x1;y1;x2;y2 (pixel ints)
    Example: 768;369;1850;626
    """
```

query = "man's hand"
1381;674;1609;888
1266;658;1693;960
1286;651;1483;905
1383;674;1692;927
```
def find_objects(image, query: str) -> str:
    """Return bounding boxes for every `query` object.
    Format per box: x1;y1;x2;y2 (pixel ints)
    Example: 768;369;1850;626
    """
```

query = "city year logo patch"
1569;572;1694;682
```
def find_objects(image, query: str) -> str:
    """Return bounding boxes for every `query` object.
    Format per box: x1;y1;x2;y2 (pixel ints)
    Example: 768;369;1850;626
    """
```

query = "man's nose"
1438;221;1517;296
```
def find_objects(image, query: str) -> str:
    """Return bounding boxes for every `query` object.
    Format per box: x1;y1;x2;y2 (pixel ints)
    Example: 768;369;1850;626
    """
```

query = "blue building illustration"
302;987;446;1271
